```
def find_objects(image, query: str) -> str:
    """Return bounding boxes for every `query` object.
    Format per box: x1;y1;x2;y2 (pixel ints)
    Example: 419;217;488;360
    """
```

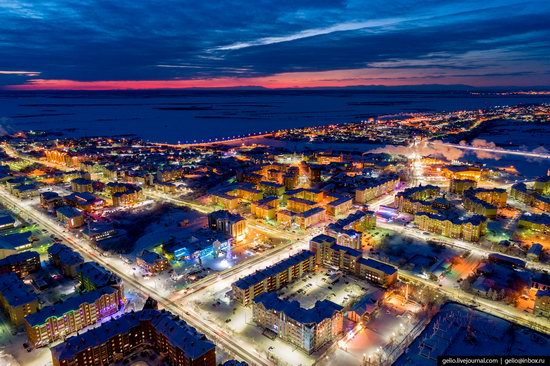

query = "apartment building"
253;292;344;353
25;287;122;347
232;250;315;305
51;309;216;366
0;272;38;325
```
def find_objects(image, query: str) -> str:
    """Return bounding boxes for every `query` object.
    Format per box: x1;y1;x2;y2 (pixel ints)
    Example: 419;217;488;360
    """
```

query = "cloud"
214;18;403;51
0;70;40;76
1;0;550;88
369;140;465;161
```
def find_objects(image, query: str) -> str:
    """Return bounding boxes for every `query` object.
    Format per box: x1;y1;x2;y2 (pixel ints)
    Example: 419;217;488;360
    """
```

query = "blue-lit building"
163;229;232;261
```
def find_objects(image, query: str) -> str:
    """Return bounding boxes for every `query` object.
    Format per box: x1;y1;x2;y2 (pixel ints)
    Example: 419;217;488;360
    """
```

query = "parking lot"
278;269;374;308
188;268;383;366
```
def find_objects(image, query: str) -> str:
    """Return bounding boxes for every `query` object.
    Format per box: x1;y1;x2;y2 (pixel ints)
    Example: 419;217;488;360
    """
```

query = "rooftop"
56;205;83;218
254;292;342;324
0;272;37;307
0;250;39;267
0;231;33;250
139;250;165;265
234;250;314;290
0;215;16;227
358;257;398;276
48;243;84;266
77;262;121;288
25;287;117;327
51;309;215;361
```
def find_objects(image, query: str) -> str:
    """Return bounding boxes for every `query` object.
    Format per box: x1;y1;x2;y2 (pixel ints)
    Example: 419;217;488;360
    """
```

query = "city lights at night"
0;1;549;366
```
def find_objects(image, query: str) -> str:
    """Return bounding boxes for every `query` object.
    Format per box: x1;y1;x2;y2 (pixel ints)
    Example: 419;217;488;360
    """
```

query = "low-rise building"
111;185;144;207
77;262;124;300
232;250;315;305
277;207;325;229
64;192;103;211
395;185;441;214
534;290;550;318
251;196;279;220
441;165;482;181
56;206;85;228
48;243;84;278
0;214;16;231
212;192;240;210
511;183;550;212
463;187;507;219
40;191;63;211
325;196;353;217
50;309;216;366
0;272;38;325
527;243;543;262
357;257;398;287
517;213;550;235
0;250;41;278
82;222;118;242
253;292;344;353
287;197;317;213
284;188;325;204
231;186;263;202
0;232;34;258
45;149;80;167
25;286;122;347
534;176;550;196
355;175;400;204
449;178;477;195
325;210;377;250
208;210;247;241
11;183;39;198
414;212;487;242
258;181;285;196
70;178;93;193
309;235;397;287
137;250;170;273
348;290;385;322
163;229;232;260
155;181;177;194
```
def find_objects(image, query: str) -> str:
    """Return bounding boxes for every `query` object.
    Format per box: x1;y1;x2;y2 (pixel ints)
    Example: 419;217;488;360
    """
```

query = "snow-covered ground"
394;302;550;366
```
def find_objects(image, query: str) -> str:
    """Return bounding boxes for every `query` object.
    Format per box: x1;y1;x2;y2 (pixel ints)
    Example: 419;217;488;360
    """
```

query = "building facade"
232;250;315;305
51;309;216;366
253;292;343;354
25;287;122;347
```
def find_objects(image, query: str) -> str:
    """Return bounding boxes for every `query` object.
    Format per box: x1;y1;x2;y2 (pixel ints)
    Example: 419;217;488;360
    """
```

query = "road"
378;221;550;273
152;132;275;148
145;190;215;214
398;271;550;334
4;142;549;356
0;188;274;366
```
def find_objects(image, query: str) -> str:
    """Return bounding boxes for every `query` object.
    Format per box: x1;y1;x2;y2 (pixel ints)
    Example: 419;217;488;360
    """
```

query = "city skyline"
0;2;549;366
1;0;550;90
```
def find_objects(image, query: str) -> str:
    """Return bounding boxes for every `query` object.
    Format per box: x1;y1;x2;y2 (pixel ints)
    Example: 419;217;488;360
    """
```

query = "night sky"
1;0;550;89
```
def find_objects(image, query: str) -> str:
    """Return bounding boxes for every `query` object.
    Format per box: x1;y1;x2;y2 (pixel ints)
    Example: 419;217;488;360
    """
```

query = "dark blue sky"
1;0;550;89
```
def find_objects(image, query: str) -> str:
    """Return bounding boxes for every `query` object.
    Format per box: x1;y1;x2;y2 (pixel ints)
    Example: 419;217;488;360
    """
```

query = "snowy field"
394;302;550;366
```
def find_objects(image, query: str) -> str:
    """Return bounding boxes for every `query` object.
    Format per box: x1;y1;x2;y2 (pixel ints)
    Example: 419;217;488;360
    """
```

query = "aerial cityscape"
0;1;550;366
